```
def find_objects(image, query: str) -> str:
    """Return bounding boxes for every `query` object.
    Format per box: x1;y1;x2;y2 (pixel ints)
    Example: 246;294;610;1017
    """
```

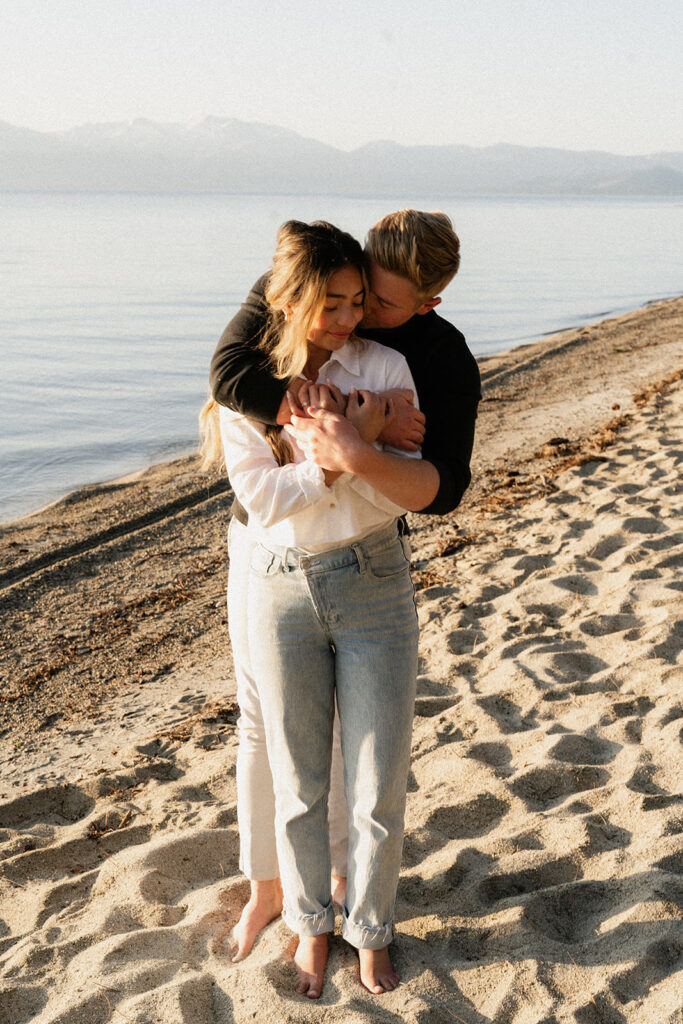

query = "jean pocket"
365;539;411;581
250;544;282;577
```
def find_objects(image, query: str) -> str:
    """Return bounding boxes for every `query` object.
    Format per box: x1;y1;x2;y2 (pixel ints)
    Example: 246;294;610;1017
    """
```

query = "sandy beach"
0;296;681;1023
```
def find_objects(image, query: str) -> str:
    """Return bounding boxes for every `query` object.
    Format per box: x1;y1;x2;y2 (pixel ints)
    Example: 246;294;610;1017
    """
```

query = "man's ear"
415;296;441;316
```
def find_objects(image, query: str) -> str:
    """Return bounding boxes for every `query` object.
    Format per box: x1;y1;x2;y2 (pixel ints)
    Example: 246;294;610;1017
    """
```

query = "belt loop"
352;542;367;575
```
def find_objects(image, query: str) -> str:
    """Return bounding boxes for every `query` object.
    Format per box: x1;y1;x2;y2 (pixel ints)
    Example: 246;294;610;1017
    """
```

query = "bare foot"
331;874;347;907
359;946;400;994
230;878;282;960
294;934;329;999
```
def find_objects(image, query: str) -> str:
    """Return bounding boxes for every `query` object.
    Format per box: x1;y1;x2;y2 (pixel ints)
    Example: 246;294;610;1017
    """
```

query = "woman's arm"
292;346;437;511
219;409;334;528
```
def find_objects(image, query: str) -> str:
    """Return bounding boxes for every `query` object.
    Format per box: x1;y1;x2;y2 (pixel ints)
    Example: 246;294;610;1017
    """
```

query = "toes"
294;975;321;999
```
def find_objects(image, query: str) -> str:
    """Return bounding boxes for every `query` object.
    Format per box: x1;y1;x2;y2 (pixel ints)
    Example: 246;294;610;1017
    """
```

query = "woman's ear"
283;304;295;322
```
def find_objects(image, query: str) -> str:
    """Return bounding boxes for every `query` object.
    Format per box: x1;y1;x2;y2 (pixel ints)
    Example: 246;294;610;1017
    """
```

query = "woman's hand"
345;388;393;444
299;379;347;415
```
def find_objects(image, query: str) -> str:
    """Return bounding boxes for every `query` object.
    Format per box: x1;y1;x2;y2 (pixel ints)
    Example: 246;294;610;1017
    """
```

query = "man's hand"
345;389;393;444
292;407;440;510
290;409;367;474
377;388;425;451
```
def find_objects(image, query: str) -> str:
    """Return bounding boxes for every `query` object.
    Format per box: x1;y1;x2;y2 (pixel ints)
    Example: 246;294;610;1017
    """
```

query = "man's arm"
209;273;289;424
407;328;481;515
291;410;440;512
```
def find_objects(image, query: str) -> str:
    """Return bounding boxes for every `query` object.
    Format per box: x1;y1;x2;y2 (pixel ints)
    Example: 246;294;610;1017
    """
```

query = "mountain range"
1;118;682;195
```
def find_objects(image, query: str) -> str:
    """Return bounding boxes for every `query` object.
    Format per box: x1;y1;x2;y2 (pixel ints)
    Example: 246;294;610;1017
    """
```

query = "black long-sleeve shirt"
209;274;481;516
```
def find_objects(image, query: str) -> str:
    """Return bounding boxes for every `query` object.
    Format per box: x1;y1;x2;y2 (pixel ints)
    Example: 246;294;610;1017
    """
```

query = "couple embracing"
201;210;480;998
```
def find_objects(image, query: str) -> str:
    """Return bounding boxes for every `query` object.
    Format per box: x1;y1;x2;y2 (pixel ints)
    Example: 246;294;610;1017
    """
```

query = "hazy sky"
3;0;681;153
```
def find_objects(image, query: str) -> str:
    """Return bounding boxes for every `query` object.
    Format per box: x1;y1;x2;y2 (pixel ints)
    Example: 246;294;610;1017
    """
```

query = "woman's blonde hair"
199;219;367;470
261;219;367;379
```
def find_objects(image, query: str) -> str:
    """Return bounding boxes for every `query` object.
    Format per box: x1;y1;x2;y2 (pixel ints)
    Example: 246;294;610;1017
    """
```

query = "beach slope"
0;297;681;1023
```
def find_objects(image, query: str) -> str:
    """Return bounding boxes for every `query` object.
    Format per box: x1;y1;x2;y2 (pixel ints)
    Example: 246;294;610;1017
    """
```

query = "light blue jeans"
227;518;348;880
247;520;419;950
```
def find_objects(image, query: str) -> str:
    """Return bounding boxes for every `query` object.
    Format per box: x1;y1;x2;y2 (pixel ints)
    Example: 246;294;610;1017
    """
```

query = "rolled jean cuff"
282;900;335;937
341;913;395;950
239;854;280;882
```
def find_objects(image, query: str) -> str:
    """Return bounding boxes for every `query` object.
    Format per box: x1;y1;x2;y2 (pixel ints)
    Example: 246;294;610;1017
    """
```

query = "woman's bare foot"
230;878;283;960
358;946;400;994
294;934;329;999
331;874;347;907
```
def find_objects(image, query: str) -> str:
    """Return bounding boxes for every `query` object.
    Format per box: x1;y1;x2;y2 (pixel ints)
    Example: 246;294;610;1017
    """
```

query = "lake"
1;191;681;522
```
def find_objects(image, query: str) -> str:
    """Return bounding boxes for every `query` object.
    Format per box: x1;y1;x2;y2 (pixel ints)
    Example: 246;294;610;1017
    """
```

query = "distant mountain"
1;118;681;195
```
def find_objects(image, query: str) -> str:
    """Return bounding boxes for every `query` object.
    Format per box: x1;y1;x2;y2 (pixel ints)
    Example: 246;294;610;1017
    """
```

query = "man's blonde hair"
365;209;460;298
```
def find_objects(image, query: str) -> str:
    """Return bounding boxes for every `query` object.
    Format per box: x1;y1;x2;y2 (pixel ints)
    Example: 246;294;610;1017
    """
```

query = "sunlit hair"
365;209;460;298
261;219;367;380
198;398;291;471
199;219;367;470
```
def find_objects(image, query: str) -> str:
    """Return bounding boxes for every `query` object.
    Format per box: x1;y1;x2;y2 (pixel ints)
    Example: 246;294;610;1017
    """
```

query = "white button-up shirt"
219;337;421;553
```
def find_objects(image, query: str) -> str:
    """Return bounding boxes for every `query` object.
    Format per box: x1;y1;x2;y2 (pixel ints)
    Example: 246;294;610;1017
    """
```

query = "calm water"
1;191;681;523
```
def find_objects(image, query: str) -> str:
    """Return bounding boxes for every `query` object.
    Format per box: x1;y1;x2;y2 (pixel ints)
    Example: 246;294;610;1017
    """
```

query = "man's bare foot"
294;934;329;999
331;874;347;907
358;946;400;994
230;878;283;960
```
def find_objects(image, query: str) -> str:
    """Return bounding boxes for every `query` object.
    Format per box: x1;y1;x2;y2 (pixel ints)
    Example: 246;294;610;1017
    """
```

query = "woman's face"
305;265;365;352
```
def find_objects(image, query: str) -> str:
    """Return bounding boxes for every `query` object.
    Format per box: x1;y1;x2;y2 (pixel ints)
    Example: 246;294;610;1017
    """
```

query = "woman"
201;220;419;997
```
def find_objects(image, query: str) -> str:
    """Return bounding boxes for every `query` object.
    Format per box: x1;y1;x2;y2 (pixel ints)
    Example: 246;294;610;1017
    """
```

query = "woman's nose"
339;305;359;326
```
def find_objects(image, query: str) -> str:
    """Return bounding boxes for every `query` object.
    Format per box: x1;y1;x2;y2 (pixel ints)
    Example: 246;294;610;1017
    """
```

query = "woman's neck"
303;343;328;381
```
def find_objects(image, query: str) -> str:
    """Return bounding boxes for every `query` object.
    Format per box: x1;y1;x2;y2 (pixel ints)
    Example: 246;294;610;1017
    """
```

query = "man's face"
361;259;440;330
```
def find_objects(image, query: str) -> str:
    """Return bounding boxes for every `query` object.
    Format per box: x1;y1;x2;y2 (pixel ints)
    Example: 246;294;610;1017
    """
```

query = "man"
209;210;480;991
211;209;479;516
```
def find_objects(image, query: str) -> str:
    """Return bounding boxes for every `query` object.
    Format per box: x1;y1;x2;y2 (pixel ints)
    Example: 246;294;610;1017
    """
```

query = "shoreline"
0;296;681;1022
1;293;680;532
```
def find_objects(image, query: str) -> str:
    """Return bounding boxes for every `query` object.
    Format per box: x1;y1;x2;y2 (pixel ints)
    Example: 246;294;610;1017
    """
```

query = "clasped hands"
286;378;425;476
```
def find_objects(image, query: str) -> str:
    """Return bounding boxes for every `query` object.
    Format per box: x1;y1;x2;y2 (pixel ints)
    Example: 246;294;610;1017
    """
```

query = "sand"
0;297;681;1023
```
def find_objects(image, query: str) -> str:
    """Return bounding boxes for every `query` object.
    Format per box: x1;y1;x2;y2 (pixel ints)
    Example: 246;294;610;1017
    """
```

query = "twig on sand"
566;951;598;1010
94;983;136;1022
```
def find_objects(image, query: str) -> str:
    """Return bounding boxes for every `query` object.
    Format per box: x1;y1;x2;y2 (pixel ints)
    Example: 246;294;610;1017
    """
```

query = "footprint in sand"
549;734;620;765
588;534;630;561
0;785;94;831
511;764;609;810
425;792;509;841
579;613;640;637
466;741;512;770
477;693;537;734
523;879;617;944
478;854;580;907
582;814;631;856
608;935;683;1008
414;695;462;718
551;574;599;596
0;986;49;1024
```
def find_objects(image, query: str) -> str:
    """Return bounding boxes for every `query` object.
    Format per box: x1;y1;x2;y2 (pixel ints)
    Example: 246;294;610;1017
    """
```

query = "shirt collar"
322;340;363;378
